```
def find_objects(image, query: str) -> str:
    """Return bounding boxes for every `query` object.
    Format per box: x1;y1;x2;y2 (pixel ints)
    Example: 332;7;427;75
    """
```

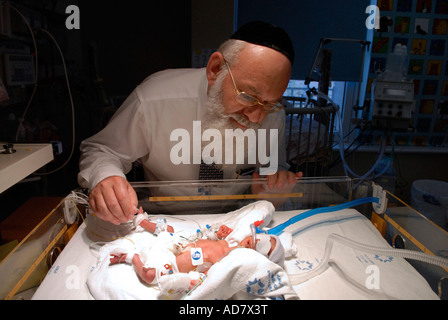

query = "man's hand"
252;170;303;193
89;176;138;225
251;170;303;207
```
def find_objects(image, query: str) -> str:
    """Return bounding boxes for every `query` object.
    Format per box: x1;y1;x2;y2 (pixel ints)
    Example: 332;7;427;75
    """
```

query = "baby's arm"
216;225;233;239
239;235;256;249
140;219;174;234
239;235;276;255
134;207;174;233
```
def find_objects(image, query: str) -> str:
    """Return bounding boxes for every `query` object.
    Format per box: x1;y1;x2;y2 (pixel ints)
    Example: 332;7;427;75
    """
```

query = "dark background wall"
79;0;191;97
0;0;192;220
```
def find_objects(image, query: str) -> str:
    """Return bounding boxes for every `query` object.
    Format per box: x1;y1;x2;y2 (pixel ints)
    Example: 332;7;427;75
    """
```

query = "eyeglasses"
224;59;284;114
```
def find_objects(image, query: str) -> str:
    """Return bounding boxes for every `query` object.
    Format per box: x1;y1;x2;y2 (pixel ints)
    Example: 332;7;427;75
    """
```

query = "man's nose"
242;105;265;123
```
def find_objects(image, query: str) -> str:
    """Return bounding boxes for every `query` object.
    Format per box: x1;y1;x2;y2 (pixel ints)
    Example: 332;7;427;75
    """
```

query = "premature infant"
109;206;285;287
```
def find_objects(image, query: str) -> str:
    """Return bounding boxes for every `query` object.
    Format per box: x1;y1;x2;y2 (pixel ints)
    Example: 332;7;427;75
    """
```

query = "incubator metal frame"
374;191;448;299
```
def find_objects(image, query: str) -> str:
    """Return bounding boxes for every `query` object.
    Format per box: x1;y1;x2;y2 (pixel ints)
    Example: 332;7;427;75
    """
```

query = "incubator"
0;176;447;300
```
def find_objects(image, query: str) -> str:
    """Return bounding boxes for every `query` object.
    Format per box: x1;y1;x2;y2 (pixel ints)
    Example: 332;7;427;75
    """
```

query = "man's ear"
206;51;225;86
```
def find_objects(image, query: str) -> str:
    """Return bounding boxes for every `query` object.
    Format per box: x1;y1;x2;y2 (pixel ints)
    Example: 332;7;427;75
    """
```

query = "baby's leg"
132;254;157;284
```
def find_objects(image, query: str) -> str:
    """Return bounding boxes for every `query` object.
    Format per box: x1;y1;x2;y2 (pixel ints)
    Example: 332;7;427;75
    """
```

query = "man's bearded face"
203;68;261;132
201;68;261;172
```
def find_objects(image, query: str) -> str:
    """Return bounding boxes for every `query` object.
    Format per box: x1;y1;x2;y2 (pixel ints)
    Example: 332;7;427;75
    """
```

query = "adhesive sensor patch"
191;247;204;266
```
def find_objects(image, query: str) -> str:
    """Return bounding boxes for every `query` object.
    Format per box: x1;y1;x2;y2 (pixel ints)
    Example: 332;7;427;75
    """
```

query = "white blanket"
185;248;297;300
87;235;297;300
86;200;297;300
87;234;159;300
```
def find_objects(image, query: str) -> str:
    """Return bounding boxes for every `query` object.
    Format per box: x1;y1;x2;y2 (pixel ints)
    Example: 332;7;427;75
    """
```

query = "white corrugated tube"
289;233;448;286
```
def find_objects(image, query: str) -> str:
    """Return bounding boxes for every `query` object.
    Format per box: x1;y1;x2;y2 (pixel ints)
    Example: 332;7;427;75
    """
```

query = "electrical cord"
34;28;76;175
5;2;39;142
4;2;76;175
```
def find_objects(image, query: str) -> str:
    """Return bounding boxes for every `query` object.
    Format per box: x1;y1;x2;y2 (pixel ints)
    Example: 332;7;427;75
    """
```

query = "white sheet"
32;206;439;300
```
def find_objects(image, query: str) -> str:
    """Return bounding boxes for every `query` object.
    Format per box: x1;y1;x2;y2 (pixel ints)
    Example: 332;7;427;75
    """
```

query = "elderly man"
78;21;302;225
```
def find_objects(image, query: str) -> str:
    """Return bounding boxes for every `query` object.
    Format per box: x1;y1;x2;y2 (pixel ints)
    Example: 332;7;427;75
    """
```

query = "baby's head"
255;234;285;267
241;234;285;266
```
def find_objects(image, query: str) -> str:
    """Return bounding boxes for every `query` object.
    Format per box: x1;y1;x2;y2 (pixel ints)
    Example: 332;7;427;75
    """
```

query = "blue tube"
264;197;379;236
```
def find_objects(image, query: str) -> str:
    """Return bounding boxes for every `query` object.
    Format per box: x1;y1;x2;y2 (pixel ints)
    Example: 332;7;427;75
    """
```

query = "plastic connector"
63;200;77;224
372;183;387;214
254;220;264;227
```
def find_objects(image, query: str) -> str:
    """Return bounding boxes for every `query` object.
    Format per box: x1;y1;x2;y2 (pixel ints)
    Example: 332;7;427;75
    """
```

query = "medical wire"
147;214;202;230
65;193;137;247
33;28;76;175
6;2;38;142
5;3;76;174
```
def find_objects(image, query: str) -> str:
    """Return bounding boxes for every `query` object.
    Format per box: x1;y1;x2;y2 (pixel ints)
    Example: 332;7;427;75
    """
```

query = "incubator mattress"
32;207;439;300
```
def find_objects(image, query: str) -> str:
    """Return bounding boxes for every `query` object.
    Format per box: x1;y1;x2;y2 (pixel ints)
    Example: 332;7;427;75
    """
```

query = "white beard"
201;70;261;174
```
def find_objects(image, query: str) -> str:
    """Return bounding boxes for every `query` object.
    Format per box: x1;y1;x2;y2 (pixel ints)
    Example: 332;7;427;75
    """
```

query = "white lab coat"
78;68;288;193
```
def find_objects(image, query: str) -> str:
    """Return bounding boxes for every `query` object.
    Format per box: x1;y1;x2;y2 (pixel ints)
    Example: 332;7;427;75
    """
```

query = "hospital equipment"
1;176;447;300
283;97;337;176
304;87;399;193
371;44;415;130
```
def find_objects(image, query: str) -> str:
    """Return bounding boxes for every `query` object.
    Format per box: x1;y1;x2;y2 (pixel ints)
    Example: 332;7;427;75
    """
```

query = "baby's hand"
216;225;233;239
240;236;257;249
110;253;127;265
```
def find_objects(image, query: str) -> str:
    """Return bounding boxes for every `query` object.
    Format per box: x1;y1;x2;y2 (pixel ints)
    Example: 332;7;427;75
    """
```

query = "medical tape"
133;212;149;228
255;234;272;256
154;218;168;235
